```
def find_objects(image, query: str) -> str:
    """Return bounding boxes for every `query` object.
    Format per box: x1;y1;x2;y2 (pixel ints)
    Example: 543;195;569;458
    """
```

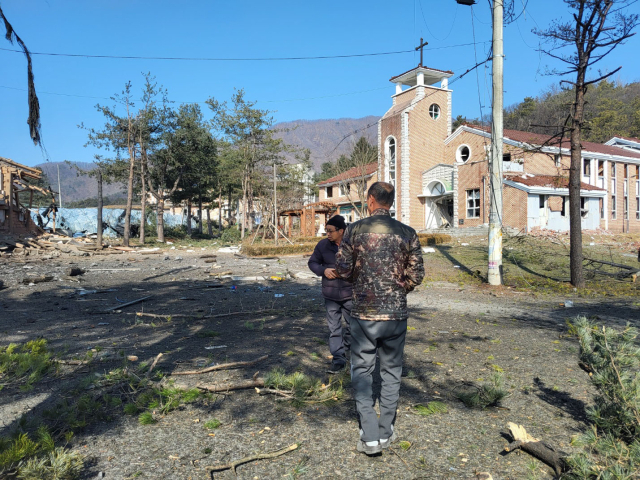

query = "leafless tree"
534;0;638;287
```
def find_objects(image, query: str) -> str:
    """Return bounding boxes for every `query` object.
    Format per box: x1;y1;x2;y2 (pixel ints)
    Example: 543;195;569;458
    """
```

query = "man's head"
326;215;347;244
367;182;395;214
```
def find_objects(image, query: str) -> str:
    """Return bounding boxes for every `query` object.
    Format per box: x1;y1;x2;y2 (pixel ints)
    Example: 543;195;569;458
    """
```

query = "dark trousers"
324;298;352;365
350;317;407;442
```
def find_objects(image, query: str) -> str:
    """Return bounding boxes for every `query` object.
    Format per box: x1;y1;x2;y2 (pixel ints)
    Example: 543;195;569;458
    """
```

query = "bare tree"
1;5;41;145
334;137;377;219
534;0;638;288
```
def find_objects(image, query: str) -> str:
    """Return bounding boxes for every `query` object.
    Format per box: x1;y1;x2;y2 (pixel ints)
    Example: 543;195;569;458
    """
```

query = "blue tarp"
31;207;193;238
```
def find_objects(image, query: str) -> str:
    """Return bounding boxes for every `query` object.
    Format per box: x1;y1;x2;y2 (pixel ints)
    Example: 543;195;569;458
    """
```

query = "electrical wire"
0;41;487;62
418;0;459;42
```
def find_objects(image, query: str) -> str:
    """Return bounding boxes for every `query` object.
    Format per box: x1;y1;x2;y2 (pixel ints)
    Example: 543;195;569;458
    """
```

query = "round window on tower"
429;104;441;120
456;144;471;163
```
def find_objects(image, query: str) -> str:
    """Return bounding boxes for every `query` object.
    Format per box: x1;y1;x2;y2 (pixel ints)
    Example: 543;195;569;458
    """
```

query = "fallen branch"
54;359;88;365
503;422;565;476
198;377;265;393
205;443;299;474
131;309;280;320
145;353;163;379
172;355;269;375
255;387;295;399
104;295;152;312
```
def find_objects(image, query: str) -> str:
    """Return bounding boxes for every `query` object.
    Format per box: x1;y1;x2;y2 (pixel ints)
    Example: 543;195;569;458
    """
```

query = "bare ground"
1;243;639;480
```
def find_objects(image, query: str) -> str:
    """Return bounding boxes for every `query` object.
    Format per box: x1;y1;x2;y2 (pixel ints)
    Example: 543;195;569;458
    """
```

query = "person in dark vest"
308;215;353;374
336;182;425;455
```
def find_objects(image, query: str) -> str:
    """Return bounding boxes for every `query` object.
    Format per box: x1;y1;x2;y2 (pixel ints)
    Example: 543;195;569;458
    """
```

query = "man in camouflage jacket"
335;181;424;455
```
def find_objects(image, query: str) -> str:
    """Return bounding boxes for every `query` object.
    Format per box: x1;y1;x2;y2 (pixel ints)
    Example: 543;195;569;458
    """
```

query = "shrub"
16;447;83;480
220;227;241;244
563;317;640;478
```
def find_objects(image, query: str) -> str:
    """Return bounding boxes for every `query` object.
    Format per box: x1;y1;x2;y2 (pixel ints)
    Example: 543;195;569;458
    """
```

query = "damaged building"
0;157;46;236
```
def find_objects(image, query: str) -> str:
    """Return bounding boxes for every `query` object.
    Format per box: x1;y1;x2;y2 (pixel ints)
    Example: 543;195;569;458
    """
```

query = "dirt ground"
1;239;639;479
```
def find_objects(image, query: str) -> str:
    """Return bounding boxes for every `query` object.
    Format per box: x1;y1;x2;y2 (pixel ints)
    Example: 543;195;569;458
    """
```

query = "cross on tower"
415;37;429;67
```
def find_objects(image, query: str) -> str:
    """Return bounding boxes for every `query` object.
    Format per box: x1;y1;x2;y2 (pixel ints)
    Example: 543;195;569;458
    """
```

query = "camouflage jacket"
335;209;424;321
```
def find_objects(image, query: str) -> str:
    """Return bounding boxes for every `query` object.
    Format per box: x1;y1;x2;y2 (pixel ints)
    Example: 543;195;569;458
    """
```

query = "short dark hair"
326;215;346;231
367;182;395;207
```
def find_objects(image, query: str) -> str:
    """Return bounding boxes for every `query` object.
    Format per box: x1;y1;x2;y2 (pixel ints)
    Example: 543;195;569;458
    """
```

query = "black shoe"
327;362;346;374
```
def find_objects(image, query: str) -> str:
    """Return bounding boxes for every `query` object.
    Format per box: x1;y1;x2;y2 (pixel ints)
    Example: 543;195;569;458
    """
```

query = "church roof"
318;162;377;186
505;174;605;191
458;124;640;160
390;65;453;87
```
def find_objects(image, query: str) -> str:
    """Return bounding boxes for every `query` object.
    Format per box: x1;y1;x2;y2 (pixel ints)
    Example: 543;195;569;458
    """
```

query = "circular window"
456;144;471;163
429;104;440;120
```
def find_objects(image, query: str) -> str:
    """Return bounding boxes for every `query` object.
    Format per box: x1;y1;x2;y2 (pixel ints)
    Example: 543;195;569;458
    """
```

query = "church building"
376;62;640;234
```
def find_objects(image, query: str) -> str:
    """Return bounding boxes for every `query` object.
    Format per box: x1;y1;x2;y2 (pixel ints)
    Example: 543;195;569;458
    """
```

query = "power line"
0;41;489;62
0;84;391;105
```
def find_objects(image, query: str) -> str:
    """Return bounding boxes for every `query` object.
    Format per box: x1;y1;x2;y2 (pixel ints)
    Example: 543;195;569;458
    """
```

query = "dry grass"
417;233;452;245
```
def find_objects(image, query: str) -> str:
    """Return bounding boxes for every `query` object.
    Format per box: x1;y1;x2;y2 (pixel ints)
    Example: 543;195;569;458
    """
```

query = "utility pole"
273;163;278;246
57;164;63;208
487;0;504;286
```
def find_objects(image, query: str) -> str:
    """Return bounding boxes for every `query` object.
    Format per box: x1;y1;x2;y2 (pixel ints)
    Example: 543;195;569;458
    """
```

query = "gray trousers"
350;317;407;442
324;299;352;365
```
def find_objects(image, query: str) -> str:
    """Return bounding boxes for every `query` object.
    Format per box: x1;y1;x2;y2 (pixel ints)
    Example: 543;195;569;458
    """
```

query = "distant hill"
35;161;126;204
273;116;379;171
34;116;380;202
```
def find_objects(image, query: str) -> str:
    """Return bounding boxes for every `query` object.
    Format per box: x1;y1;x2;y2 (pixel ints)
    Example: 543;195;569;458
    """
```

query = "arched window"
388;138;396;186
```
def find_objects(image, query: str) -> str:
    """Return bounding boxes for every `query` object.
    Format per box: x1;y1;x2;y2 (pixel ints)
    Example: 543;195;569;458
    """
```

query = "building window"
636;197;640;221
611;162;616;179
429;104;440;120
612;195;616;219
583;159;591;177
554;154;561;167
503;153;512;163
339;183;350;196
600;198;604;219
456;144;471;163
466;189;480;218
388;138;396;186
581;197;588;218
326;186;333;198
624;195;629;220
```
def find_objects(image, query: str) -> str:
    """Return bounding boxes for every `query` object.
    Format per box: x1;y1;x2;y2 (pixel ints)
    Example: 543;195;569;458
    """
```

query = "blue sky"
1;0;639;168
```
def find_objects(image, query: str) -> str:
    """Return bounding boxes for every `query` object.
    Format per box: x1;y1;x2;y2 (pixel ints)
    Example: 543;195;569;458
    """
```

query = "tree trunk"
96;169;103;248
157;197;165;243
187;199;193;236
198;193;203;235
207;207;213;236
227;187;232;226
241;176;248;239
139;161;146;244
569;82;586;288
123;152;135;247
218;186;223;235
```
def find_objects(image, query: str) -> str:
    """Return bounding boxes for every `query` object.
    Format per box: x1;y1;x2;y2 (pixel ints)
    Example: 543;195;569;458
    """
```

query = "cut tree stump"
504;422;565;476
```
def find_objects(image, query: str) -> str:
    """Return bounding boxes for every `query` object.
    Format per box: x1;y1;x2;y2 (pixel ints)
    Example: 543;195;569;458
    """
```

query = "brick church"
376;63;640;234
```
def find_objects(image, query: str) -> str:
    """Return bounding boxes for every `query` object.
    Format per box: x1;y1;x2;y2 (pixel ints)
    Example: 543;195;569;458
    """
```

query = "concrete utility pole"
487;0;504;286
273;163;278;246
57;164;63;208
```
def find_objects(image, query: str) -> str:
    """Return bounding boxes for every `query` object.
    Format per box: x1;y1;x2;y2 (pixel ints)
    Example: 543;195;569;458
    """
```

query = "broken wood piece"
204;259;216;263
255;387;294;399
54;359;88;365
199;254;217;259
113;246;135;252
504;422;564;476
145;353;163;379
104;295;152;312
172;355;269;375
198;377;265;393
205;443;299;474
22;275;54;285
209;270;232;277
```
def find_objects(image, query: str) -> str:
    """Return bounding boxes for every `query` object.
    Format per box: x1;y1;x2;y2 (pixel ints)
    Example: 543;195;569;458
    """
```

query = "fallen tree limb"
205;443;299;474
54;359;88;365
172;355;269;375
503;422;564;476
145;353;163;379
104;295;152;312
131;309;279;320
255;387;295;399
198;377;265;393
